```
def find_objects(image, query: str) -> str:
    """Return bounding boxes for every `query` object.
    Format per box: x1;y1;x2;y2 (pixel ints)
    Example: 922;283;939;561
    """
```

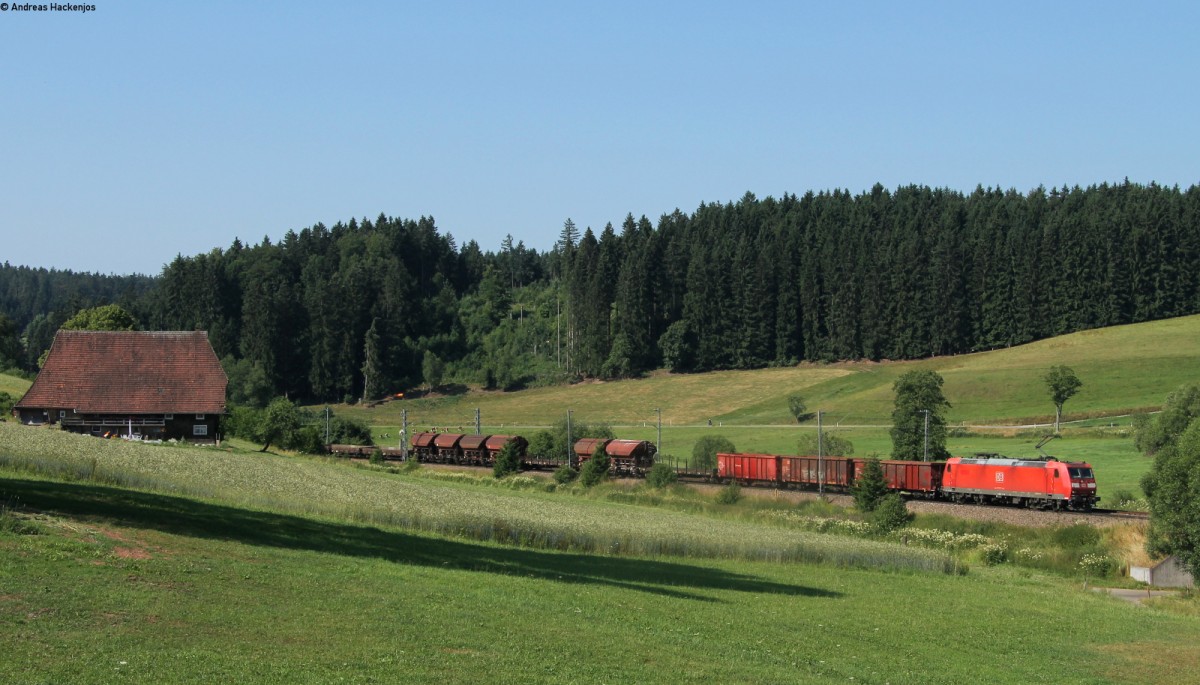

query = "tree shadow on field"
1;478;841;603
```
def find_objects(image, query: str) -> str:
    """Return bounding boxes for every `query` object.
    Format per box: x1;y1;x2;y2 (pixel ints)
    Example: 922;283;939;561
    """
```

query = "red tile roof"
16;331;228;414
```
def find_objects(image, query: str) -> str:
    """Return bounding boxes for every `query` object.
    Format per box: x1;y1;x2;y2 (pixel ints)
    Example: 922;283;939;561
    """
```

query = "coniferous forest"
2;181;1199;404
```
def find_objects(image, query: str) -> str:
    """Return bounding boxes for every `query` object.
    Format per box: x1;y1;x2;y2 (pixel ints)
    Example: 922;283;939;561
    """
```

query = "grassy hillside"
2;424;1199;683
0;371;30;399
334;317;1198;497
5;490;1198;684
340;314;1200;429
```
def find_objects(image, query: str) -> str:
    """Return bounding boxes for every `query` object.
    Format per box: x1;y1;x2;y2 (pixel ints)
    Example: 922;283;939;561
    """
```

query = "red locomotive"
941;456;1098;509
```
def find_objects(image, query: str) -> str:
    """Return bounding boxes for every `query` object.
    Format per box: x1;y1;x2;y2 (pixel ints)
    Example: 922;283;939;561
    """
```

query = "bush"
328;415;373;445
492;441;522;478
0;392;14;421
579;451;609;488
1078;553;1114;578
787;393;810;423
222;404;263;441
692;435;735;470
289;426;328;455
527;430;555;459
979;543;1008;565
796;431;854;457
716;482;742;505
369;448;384;465
852;457;889;512
872;494;912;533
552;464;578;484
645;463;678;489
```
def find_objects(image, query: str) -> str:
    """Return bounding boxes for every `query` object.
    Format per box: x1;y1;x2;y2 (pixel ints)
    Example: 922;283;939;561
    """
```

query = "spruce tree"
852;457;889;512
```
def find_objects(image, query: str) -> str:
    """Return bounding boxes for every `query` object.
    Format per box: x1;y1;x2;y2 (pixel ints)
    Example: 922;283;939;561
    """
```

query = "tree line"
2;181;1198;404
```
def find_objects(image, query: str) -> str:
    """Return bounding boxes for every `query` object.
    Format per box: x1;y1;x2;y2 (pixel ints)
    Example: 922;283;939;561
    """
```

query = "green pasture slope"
0;371;31;399
2;424;1199;684
348;315;1200;497
346;314;1200;429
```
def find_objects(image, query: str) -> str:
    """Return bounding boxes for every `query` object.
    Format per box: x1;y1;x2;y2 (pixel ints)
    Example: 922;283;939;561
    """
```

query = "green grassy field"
3;315;1197;681
2;424;1199;684
4;488;1197;684
338;314;1200;429
345;315;1200;500
0;370;31;398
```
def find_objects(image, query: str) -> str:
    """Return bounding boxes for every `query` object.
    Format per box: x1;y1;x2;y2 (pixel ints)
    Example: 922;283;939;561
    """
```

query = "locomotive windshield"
1068;467;1094;479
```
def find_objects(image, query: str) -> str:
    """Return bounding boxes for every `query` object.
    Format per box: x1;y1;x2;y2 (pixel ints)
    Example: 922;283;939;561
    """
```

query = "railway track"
1090;508;1150;521
387;460;1151;528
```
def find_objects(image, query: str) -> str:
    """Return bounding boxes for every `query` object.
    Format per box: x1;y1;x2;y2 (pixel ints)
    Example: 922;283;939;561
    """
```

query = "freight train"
716;452;1099;511
329;432;1099;511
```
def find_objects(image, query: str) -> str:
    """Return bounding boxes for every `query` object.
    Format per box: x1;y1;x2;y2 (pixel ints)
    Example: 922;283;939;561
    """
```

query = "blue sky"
2;1;1198;275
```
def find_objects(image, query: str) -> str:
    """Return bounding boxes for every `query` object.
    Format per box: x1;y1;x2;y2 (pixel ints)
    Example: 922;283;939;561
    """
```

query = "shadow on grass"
1;477;841;603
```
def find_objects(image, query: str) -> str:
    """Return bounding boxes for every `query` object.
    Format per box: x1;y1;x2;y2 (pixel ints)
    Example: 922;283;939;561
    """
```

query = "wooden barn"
13;330;228;442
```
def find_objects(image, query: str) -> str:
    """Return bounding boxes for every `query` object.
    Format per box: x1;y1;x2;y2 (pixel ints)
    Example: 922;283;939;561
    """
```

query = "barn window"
195;414;205;420
164;413;174;420
193;425;208;436
59;410;66;418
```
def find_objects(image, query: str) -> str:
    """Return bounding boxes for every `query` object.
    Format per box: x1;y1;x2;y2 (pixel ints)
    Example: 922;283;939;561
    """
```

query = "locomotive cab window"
1068;467;1094;479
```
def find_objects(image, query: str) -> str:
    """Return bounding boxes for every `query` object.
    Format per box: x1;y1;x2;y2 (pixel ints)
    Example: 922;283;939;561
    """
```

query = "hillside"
338;314;1200;428
2;424;1199;683
0;371;30;399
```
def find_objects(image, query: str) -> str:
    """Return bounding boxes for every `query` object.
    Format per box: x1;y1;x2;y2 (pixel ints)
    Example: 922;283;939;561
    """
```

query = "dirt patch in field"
113;546;152;560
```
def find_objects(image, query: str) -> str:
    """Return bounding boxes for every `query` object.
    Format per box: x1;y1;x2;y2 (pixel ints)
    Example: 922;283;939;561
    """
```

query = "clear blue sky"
3;1;1198;275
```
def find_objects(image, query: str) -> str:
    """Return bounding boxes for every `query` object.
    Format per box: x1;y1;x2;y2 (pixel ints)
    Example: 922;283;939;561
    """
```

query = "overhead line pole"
401;409;408;460
655;408;662;457
922;409;930;462
817;410;825;497
566;409;573;469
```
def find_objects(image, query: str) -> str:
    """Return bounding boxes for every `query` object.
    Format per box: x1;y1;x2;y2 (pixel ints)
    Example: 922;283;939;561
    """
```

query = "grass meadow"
348;316;1199;499
0;370;30;398
2;424;1200;683
3;314;1200;681
339;314;1200;430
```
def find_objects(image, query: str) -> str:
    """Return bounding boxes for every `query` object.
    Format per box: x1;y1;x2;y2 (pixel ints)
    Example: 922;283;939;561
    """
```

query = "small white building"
1130;555;1195;588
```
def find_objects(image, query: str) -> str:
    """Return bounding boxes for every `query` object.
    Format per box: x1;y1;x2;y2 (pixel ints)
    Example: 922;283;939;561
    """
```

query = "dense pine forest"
2;181;1198;404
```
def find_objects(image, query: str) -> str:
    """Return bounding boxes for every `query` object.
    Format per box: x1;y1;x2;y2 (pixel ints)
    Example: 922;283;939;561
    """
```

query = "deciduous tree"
257;397;302;452
787;393;809;423
692;435;735;470
1142;416;1200;584
1044;365;1082;433
61;304;138;331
